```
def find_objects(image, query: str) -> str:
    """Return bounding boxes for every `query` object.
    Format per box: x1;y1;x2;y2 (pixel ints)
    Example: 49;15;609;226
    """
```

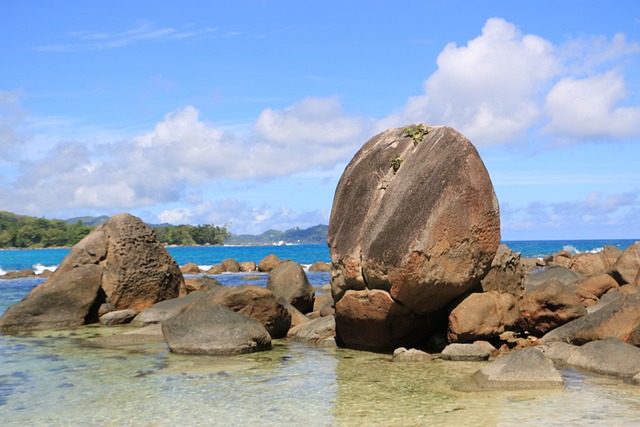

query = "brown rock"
184;276;223;293
329;125;500;350
334;289;427;350
544;250;572;267
575;274;619;300
0;269;36;279
221;258;240;273
541;293;640;345
258;254;281;272
392;347;432;362
519;279;587;336
205;285;291;338
287;315;336;346
180;262;201;274
239;261;257;272
313;293;334;313
206;264;223;274
308;261;331;272
448;291;518;343
480;244;525;299
570;253;606;277
601;245;623;268
611;242;640;285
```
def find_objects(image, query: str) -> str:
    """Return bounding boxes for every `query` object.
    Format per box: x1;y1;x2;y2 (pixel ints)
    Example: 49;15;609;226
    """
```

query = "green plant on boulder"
403;124;430;146
389;155;404;173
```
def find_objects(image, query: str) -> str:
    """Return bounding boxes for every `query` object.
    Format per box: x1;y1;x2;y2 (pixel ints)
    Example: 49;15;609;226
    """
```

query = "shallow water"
2;325;640;426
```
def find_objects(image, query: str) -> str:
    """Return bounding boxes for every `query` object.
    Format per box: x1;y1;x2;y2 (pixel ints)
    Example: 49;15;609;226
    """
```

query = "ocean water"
1;240;640;425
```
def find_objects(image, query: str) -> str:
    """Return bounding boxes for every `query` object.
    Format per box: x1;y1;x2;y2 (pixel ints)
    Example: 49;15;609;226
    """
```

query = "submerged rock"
472;347;563;389
329;125;500;350
392;347;432;362
162;302;271;355
566;338;640;377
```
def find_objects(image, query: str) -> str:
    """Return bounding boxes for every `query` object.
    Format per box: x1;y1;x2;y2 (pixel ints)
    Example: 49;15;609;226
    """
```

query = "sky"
1;1;639;240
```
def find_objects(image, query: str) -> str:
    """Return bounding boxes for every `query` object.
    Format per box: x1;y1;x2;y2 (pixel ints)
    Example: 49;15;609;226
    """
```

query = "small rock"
441;342;496;361
99;309;137;326
393;347;432;362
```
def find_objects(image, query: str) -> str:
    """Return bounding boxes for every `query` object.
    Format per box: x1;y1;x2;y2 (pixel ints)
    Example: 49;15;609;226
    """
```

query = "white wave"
33;264;57;275
562;245;579;255
198;265;213;271
587;247;604;254
0;268;5;276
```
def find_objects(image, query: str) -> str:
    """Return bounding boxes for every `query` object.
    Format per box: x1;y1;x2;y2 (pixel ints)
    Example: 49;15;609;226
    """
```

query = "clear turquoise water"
2;242;640;425
1;239;638;274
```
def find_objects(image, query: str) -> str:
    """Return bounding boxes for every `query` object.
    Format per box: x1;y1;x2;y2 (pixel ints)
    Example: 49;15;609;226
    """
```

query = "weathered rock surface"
518;279;587;336
329;125;500;350
566;338;640;377
287;315;336;346
0;269;36;279
183;276;223;293
258;254;281;272
448;291;518;343
574;274;619;305
162;302;271;355
0;264;103;331
541;293;640;345
99;308;137;326
180;262;201;274
441;342;496;361
205;285;291;338
570;253;606;277
266;260;315;314
239;261;257;272
392;347;433;362
131;291;207;327
471;347;563;389
525;266;583;291
480;245;525;298
308;261;331;272
610;242;640;285
221;258;240;273
333;289;427;350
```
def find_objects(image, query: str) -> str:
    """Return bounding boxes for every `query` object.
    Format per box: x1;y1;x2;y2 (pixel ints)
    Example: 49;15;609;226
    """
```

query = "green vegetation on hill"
227;224;328;245
0;211;93;248
0;211;326;248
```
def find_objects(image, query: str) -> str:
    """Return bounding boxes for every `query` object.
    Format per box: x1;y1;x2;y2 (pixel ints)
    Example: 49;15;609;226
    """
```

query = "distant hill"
65;215;109;226
227;224;328;245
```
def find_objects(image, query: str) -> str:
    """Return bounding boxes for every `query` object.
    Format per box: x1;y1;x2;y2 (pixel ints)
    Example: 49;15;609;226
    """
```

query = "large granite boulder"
447;291;518;343
162;302;271;355
266;260;315;314
610;242;640;285
570;253;607;277
0;213;184;331
205;285;291;338
518;279;587;336
329;125;500;350
471;347;563;390
0;264;103;331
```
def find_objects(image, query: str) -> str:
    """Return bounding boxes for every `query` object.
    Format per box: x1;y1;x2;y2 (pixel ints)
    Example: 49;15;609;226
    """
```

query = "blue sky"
1;1;639;240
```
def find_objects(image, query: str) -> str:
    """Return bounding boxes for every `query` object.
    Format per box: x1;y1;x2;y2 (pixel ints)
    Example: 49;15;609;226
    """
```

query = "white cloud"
378;18;560;145
379;17;640;146
0;90;26;155
544;71;640;139
158;208;193;224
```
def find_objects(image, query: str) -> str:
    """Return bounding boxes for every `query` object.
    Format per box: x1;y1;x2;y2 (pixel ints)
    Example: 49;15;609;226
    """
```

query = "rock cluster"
329;125;501;350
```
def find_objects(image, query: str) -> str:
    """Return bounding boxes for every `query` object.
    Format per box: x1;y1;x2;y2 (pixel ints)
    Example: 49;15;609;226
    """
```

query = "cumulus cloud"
0;97;364;221
0;90;26;155
379;17;640;146
544;71;640;139
379;18;560;145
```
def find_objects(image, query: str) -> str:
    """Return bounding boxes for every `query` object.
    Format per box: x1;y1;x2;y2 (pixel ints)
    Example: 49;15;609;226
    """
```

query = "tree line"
0;211;229;248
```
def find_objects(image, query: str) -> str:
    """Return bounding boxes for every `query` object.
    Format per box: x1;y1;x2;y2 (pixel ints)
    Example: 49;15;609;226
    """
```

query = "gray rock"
131;291;207;327
441;342;496;361
480;244;525;298
393;347;433;362
162;302;271;355
287;315;336;346
566;338;640;377
537;341;577;364
472;347;563;389
99;309;137;326
525;266;583;291
87;324;165;348
267;260;314;314
0;264;103;331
